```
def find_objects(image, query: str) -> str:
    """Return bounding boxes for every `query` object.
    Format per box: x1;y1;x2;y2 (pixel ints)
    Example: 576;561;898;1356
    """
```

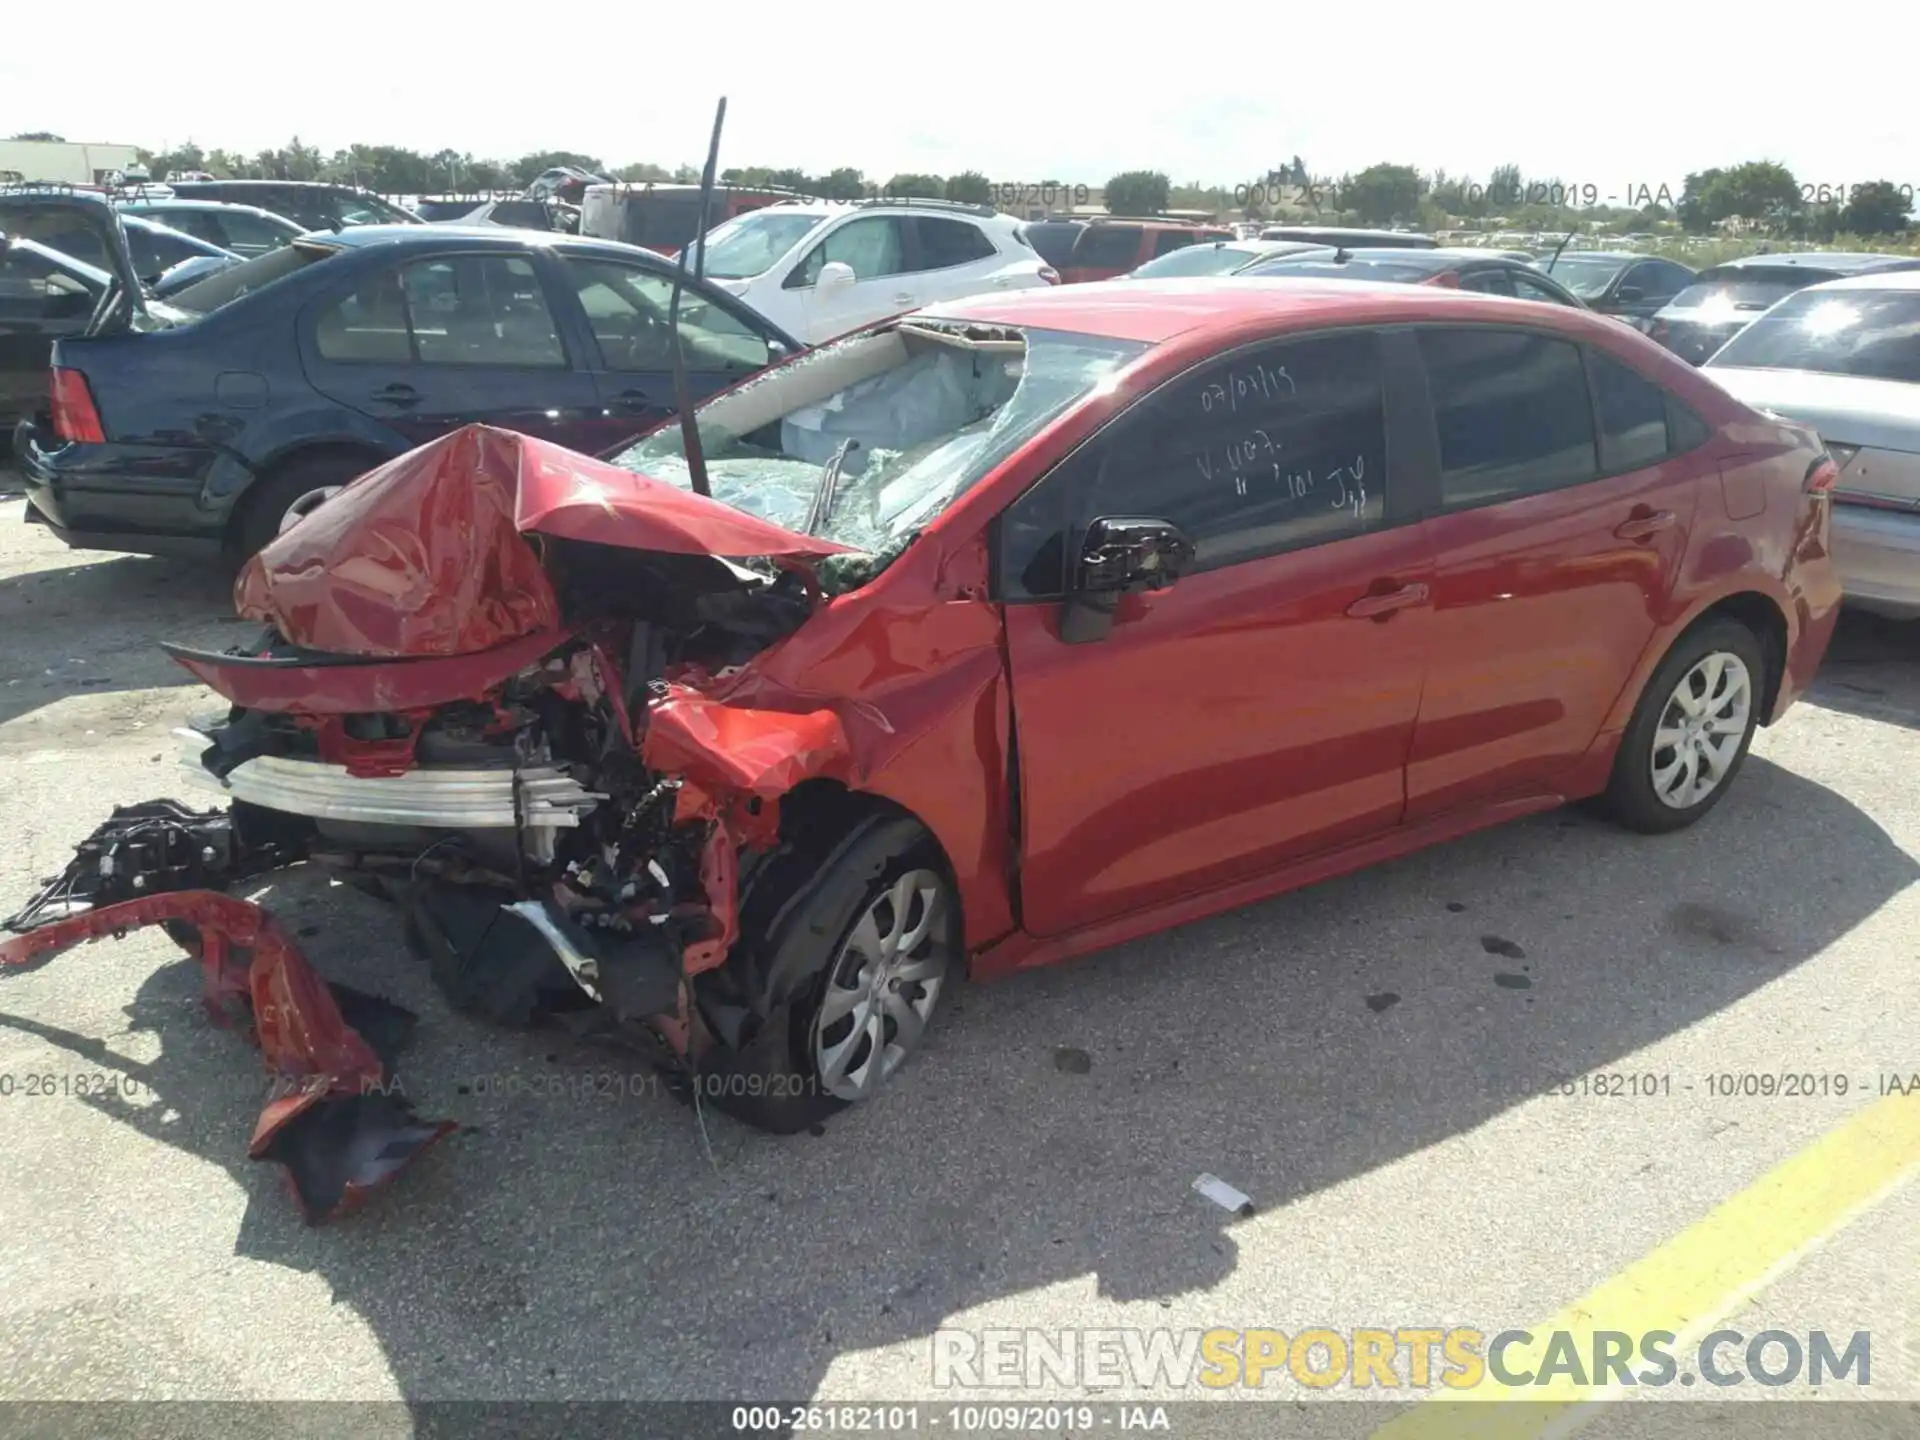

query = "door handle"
370;383;421;409
891;292;916;305
1345;582;1430;620
609;388;658;415
1614;508;1676;541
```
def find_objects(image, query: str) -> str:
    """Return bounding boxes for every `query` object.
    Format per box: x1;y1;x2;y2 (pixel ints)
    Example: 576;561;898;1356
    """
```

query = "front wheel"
694;821;959;1134
1599;618;1765;834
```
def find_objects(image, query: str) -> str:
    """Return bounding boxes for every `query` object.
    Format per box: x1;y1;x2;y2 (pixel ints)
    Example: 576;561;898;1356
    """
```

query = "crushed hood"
234;425;851;658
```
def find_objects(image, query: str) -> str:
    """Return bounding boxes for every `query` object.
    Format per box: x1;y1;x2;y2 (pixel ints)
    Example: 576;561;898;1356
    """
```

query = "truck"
0;140;144;186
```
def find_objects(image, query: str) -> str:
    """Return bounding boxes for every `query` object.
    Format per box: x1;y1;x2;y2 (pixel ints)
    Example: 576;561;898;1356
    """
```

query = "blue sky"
4;0;1912;195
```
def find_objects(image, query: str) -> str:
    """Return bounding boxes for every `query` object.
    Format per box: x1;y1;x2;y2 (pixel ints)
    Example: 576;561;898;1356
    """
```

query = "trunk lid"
0;189;150;336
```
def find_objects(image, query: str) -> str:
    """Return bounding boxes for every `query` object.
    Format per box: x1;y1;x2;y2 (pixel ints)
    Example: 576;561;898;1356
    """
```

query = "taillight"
1804;456;1839;495
50;367;105;444
1039;266;1061;285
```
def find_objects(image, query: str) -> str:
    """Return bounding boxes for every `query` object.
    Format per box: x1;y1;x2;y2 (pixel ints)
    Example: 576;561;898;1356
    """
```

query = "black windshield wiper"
803;438;858;536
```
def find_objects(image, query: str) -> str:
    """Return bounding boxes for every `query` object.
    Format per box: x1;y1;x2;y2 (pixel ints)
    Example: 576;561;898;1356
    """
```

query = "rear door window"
1419;327;1599;507
1151;230;1198;258
1071;225;1143;270
912;217;997;270
315;254;568;367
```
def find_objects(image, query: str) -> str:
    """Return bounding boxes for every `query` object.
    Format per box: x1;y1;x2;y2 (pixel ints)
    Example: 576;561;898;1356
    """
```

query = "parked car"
161;181;422;232
420;195;579;233
1704;270;1920;619
1242;247;1589;306
1534;251;1696;332
67;275;1842;1148
1124;239;1332;278
1259;226;1438;250
690;197;1056;344
116;198;306;258
1052;217;1236;284
581;182;799;255
13;211;803;562
1648;253;1920;366
0;234;109;429
7;204;238;289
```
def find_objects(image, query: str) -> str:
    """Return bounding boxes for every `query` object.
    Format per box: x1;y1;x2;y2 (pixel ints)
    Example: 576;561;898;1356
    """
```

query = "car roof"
1709;251;1920;273
924;276;1604;345
310;224;655;257
168;179;378;194
1793;268;1920;294
1547;250;1641;261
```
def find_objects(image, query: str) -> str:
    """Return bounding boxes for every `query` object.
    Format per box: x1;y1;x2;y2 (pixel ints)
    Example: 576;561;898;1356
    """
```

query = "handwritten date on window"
1195;432;1370;522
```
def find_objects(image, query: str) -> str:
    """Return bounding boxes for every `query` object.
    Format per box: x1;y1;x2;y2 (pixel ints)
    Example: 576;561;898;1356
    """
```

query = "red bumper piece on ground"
0;891;456;1223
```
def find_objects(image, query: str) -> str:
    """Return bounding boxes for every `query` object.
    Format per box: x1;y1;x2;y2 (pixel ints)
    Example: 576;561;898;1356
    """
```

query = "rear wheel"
232;451;379;562
1599;618;1765;834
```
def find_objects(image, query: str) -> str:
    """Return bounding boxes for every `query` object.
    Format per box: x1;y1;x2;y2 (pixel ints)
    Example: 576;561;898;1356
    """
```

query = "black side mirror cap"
1077;515;1195;595
1060;516;1195;646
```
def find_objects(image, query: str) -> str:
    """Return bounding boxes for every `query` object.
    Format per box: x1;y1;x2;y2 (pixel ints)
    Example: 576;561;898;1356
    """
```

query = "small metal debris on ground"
1193;1173;1256;1218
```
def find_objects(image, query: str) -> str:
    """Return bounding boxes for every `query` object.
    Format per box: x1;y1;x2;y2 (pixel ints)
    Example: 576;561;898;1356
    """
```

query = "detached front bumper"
1;891;455;1222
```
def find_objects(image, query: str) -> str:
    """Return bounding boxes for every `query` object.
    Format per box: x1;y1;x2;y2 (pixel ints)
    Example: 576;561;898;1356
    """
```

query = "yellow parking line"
1369;1086;1920;1440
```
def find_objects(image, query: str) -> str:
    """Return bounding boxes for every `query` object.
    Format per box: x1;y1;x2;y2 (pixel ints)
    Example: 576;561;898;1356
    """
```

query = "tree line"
13;133;1911;238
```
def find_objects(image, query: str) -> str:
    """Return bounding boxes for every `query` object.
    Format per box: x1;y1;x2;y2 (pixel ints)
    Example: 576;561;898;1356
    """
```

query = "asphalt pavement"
1;493;1916;1439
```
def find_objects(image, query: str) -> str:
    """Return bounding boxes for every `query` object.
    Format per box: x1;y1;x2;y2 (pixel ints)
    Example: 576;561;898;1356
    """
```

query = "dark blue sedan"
15;221;802;561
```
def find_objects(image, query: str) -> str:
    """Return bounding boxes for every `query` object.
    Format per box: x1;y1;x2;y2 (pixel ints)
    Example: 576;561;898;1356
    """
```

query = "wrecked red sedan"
5;281;1842;1215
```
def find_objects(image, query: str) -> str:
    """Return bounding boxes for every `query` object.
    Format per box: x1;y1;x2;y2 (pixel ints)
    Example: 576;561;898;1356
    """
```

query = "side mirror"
1615;285;1644;302
816;260;857;292
1060;515;1195;645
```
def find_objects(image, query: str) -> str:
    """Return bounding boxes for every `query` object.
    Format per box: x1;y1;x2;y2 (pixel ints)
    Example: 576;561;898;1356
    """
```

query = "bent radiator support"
0;891;456;1223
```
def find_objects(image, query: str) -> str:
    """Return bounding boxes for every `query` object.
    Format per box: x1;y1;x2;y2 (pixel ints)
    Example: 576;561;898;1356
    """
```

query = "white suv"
691;198;1058;344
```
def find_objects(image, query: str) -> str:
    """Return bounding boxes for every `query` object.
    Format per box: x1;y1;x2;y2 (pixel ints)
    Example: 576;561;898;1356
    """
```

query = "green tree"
148;142;207;180
1342;163;1422;224
1105;170;1170;216
1676;168;1724;233
813;167;866;200
945;170;992;205
1486;163;1523;212
617;161;672;183
1840;181;1912;235
885;172;945;199
9;131;64;142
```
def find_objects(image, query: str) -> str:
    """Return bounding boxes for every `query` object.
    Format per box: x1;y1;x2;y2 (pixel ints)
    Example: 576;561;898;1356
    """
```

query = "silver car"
1705;270;1920;619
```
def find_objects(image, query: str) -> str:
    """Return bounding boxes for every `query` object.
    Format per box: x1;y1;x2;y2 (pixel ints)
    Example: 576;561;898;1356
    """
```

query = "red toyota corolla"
4;278;1842;1216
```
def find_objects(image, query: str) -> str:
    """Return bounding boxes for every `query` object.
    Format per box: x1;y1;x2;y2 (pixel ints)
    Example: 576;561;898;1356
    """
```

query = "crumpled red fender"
0;892;455;1223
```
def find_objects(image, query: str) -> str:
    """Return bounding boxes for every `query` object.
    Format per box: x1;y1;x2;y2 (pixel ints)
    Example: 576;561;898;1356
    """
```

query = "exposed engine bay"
0;424;882;1221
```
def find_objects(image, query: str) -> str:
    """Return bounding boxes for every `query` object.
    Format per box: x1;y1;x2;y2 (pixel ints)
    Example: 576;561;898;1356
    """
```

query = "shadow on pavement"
3;751;1913;1408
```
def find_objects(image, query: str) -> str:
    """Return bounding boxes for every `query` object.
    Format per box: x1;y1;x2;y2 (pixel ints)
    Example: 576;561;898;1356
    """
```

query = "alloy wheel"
810;868;953;1102
1649;651;1752;809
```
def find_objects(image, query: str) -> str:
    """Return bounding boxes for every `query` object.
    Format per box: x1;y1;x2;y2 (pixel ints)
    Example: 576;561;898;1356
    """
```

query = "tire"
232;452;378;563
694;819;960;1135
1598;617;1766;834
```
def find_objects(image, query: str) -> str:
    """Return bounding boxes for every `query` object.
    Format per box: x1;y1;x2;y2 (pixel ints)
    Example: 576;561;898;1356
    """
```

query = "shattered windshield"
610;323;1147;576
